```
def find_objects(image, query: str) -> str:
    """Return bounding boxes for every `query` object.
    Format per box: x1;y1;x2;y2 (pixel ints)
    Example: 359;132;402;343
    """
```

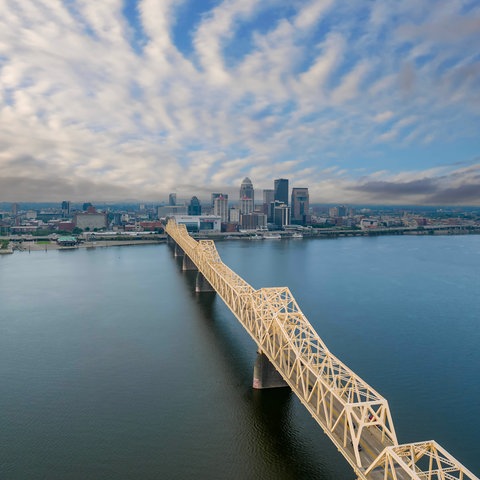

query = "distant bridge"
166;219;478;480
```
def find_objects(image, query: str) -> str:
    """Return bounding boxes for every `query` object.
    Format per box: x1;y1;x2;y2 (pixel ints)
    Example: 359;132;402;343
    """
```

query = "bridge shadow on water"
173;256;350;480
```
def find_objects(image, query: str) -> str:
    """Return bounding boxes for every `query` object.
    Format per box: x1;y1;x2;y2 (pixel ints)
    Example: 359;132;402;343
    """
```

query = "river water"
0;234;479;479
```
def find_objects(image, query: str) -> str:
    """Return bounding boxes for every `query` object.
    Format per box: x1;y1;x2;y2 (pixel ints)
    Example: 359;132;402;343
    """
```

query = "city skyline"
0;1;479;205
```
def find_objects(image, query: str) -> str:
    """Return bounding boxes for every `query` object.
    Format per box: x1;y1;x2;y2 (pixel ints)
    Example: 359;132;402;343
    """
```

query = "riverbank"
12;239;164;252
2;224;480;253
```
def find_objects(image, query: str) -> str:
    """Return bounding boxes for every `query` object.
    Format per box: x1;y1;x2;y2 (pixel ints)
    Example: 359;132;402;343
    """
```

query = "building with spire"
239;177;254;214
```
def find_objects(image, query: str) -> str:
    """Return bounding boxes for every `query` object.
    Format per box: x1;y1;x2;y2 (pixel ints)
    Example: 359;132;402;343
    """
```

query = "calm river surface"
1;234;479;479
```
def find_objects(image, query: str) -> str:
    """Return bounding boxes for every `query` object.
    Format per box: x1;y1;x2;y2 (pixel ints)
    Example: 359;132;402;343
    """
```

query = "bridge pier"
182;255;197;271
253;351;289;389
195;272;215;293
174;243;184;257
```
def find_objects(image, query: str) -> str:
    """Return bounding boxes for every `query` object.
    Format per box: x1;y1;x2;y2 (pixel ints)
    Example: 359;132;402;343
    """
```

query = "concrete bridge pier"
182;255;197;271
253;351;289;389
174;243;184;257
195;272;215;293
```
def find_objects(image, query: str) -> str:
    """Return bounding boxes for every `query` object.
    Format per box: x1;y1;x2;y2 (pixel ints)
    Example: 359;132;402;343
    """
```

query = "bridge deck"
166;220;478;480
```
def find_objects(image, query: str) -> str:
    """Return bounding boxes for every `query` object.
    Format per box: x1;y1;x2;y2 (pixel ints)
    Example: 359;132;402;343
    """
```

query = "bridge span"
165;219;478;480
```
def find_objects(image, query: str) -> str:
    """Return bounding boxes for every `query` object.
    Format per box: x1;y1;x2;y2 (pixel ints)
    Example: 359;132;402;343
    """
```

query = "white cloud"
294;0;334;30
373;111;394;123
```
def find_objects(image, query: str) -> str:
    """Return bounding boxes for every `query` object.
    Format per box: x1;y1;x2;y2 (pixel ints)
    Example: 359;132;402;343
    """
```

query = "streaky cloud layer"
0;0;479;204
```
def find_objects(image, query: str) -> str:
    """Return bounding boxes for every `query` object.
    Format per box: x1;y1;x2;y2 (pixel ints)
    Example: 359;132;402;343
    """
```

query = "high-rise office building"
168;193;177;206
240;212;267;230
213;194;229;222
262;189;274;221
211;193;223;208
263;189;274;205
229;207;240;223
291;188;309;225
239;177;254;214
274;202;290;228
188;196;202;215
61;201;70;217
329;205;347;218
274;178;289;205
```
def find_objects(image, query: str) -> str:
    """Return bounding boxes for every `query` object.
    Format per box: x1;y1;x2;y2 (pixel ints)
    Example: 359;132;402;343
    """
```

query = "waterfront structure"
240;212;267;230
168;193;177;206
0;220;10;235
291;188;310;225
239;177;254;214
58;221;75;232
56;236;77;247
274;178;289;205
213;195;229;223
172;215;221;232
74;211;107;231
158;205;187;219
188;196;202;216
165;219;478;480
360;219;379;230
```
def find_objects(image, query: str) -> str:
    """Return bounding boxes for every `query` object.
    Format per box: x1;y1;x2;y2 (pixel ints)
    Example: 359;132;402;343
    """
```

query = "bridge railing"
166;219;478;480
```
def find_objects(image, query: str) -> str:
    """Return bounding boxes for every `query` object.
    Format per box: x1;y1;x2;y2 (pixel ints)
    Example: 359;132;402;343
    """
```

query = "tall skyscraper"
213;194;229;222
188;196;202;215
239;177;254;214
168;193;177;206
274;178;289;205
291;188;309;225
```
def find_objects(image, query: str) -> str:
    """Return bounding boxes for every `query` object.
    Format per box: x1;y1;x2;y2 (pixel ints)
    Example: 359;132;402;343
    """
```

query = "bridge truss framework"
166;220;478;480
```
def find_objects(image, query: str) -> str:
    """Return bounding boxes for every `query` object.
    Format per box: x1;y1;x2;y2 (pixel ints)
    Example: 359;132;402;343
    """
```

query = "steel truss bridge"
166;219;478;480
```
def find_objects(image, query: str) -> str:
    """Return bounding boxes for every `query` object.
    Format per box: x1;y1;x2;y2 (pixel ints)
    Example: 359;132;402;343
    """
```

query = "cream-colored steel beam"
364;441;478;479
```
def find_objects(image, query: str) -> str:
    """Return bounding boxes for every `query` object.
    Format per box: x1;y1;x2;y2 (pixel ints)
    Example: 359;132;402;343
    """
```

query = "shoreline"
11;239;164;252
3;225;480;253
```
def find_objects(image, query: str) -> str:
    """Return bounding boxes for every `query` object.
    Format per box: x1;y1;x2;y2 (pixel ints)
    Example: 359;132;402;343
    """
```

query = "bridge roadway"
165;219;478;480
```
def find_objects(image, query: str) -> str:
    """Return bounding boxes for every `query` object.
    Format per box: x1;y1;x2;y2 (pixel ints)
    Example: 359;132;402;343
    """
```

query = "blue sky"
0;0;479;204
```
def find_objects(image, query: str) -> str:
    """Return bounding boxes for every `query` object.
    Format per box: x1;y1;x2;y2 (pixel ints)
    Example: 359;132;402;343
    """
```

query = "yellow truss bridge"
166;219;478;480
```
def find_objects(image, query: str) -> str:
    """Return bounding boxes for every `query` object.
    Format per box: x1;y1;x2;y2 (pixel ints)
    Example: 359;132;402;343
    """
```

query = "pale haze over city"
1;0;479;205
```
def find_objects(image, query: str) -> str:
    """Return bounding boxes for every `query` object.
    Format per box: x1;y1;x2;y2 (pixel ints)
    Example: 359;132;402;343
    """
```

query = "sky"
0;0;479;205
